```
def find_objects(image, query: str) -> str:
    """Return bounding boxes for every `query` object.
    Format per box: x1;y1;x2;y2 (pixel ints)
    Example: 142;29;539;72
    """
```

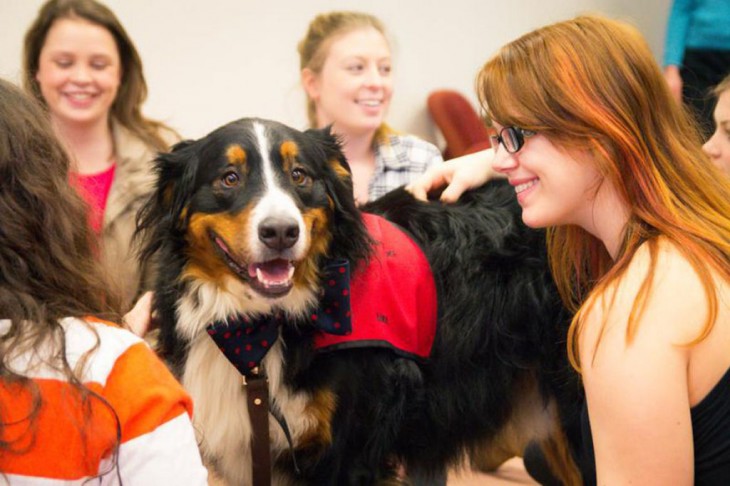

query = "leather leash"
244;367;271;486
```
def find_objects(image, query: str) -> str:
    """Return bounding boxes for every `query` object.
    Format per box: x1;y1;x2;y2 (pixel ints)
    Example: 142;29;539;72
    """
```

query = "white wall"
0;0;670;146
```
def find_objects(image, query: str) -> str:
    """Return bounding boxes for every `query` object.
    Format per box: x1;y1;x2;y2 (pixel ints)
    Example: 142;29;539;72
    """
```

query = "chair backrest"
427;89;491;159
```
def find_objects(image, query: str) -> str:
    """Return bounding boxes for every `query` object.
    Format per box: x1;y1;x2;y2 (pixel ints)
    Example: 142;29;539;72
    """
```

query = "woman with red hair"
410;15;730;485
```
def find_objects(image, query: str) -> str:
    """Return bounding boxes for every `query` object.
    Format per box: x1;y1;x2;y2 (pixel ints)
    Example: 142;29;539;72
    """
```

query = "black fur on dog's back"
362;182;580;472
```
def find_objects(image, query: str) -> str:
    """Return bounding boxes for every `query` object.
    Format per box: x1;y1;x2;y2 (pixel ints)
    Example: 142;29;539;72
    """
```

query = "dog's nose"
258;217;299;250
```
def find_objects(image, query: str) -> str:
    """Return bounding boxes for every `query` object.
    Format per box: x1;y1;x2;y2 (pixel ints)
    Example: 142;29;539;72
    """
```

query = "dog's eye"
222;171;240;187
291;167;310;186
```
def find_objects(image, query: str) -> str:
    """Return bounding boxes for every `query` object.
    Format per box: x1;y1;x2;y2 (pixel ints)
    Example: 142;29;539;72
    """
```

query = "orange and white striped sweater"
0;317;207;485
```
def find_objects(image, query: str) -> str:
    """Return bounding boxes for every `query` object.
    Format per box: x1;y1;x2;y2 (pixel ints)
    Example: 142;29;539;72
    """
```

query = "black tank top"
580;367;730;485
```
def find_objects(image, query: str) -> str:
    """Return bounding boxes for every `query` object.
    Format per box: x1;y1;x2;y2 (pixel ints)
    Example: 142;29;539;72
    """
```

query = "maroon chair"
427;89;492;159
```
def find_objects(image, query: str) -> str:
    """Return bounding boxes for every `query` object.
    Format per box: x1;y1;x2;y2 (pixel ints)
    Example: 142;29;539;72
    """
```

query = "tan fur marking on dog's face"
280;140;299;159
304;207;331;260
293;207;331;291
280;140;299;179
182;207;254;287
226;144;247;165
298;389;337;449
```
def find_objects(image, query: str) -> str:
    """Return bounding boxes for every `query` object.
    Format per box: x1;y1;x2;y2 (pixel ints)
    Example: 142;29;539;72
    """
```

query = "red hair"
477;15;730;370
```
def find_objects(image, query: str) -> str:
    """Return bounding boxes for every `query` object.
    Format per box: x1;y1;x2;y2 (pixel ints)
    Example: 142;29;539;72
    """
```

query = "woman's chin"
520;209;550;229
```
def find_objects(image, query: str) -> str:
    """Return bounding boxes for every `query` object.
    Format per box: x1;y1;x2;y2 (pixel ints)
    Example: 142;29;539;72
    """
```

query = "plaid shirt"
368;133;443;201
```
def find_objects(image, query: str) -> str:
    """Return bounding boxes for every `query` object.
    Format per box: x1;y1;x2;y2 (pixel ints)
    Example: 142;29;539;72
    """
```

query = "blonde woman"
299;11;443;205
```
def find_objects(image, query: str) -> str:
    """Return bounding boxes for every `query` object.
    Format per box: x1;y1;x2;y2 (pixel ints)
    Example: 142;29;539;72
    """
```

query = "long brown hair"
22;0;172;151
476;15;730;369
298;10;389;129
0;78;121;465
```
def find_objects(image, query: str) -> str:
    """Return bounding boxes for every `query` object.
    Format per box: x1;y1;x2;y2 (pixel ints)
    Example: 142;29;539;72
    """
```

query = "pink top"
69;163;116;235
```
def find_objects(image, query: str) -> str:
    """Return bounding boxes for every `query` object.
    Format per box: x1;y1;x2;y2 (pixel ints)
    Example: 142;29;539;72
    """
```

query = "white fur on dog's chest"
178;281;320;484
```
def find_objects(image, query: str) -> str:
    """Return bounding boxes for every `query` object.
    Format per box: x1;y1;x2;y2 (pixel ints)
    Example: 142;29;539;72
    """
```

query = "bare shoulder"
579;239;701;484
600;239;714;344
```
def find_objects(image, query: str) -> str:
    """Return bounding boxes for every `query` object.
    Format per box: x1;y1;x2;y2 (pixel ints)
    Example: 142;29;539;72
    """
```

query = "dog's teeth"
255;267;292;289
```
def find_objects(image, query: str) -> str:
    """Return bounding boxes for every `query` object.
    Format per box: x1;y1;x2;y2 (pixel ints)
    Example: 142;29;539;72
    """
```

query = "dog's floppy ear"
303;125;373;264
303;125;355;209
155;139;200;226
136;138;200;260
305;125;351;179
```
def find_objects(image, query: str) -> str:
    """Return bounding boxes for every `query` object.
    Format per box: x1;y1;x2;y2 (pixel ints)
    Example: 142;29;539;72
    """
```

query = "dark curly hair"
0;78;122;475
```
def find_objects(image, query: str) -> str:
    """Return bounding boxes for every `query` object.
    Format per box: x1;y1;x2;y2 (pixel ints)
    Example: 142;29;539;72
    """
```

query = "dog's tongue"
249;259;294;288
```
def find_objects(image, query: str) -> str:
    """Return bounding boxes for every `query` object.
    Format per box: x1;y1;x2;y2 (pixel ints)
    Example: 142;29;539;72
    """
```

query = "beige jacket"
100;122;178;310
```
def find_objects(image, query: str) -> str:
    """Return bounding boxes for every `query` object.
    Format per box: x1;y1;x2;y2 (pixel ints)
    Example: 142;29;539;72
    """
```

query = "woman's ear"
301;68;320;100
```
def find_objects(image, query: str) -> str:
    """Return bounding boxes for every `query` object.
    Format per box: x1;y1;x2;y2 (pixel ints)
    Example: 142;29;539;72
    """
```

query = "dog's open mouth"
211;232;295;298
247;259;295;296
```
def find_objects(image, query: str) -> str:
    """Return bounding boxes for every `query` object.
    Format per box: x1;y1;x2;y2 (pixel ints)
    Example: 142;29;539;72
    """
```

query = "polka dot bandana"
206;314;281;377
206;259;353;377
310;259;353;336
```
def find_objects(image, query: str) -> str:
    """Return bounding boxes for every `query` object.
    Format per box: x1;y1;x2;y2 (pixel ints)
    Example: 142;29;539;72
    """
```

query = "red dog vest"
313;214;437;361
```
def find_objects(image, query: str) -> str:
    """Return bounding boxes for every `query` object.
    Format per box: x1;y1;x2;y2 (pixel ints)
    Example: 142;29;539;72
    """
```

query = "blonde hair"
477;15;730;370
298;10;388;128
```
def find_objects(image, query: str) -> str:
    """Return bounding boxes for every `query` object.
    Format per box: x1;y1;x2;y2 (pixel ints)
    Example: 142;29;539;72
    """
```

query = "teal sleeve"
663;0;694;67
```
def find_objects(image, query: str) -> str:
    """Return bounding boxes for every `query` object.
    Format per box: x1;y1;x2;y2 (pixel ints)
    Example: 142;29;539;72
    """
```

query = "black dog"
137;118;582;485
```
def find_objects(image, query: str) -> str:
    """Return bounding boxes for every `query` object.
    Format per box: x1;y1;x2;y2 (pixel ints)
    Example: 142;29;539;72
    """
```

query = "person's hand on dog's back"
406;148;498;202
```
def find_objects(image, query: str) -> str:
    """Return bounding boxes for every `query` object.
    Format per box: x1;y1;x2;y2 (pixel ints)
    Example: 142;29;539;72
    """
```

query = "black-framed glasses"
489;126;536;154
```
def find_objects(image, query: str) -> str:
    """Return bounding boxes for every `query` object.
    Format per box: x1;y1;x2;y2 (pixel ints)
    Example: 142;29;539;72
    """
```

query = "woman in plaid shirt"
299;11;443;205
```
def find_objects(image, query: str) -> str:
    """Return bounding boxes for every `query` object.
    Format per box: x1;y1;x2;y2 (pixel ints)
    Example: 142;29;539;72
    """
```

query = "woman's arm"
406;148;497;202
106;339;208;484
662;0;692;102
580;244;708;485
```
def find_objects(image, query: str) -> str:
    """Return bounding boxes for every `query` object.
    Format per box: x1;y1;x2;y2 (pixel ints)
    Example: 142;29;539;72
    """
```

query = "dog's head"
138;118;371;321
